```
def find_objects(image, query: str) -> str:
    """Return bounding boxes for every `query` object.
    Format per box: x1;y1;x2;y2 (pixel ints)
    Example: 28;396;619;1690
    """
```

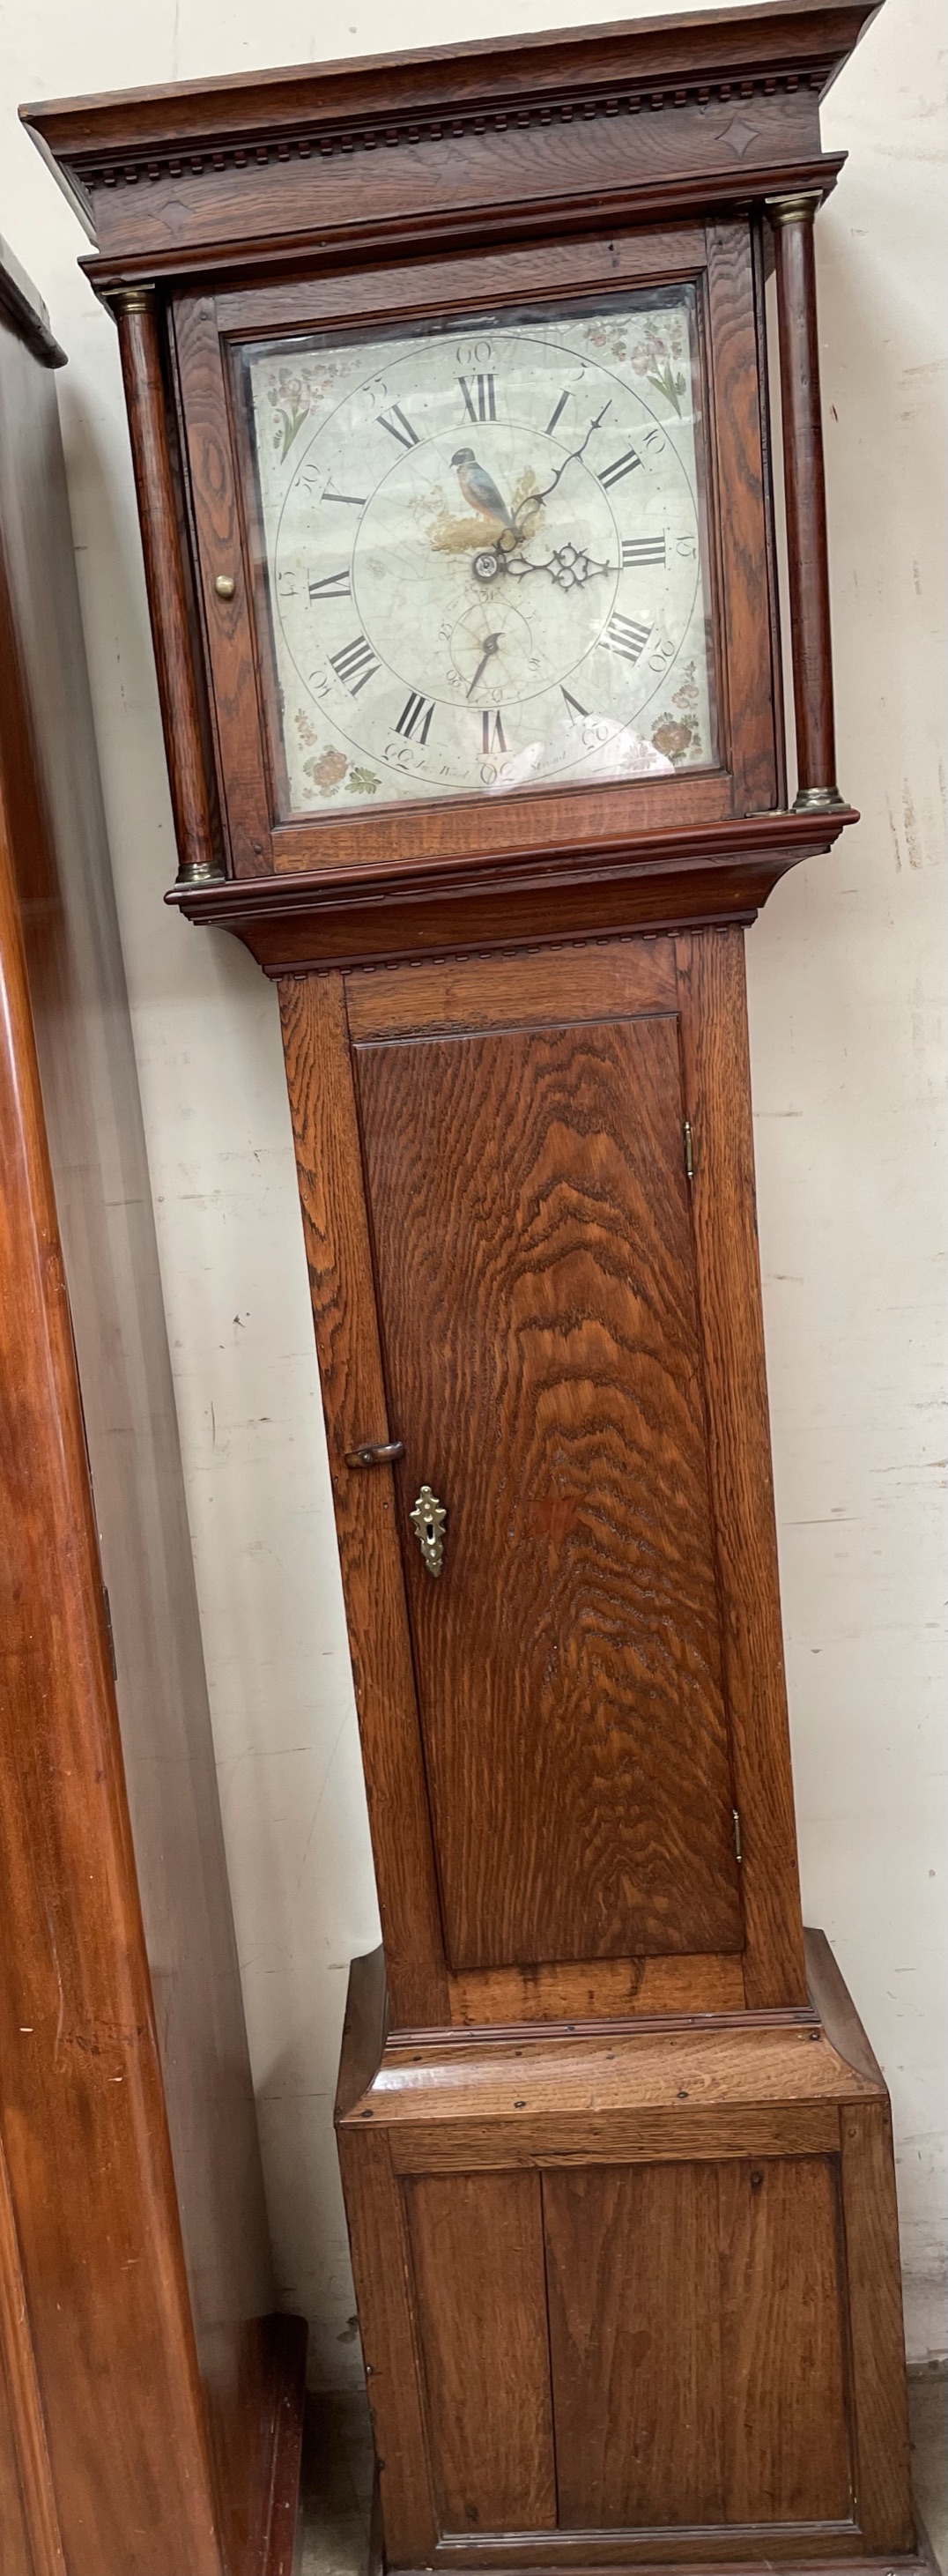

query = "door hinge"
683;1117;694;1183
732;1807;743;1866
102;1585;117;1683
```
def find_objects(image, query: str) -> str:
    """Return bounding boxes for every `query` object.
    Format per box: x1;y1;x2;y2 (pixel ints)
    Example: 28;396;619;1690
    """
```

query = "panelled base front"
336;1934;916;2576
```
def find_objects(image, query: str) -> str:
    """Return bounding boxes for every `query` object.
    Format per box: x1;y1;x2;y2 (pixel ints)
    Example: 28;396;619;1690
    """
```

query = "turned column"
108;285;224;887
769;193;845;813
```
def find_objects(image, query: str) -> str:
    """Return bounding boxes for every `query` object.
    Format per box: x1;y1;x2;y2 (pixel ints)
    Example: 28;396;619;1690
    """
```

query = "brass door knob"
214;573;236;598
344;1440;404;1468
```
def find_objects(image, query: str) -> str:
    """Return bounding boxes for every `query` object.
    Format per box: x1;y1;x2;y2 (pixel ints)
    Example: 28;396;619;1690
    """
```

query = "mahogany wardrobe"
0;237;305;2576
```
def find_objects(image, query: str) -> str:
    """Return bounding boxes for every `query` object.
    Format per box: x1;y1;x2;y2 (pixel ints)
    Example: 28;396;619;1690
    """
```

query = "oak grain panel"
389;2103;840;2174
545;2162;725;2527
270;768;732;884
839;2102;914;2551
337;2127;437;2567
344;939;678;1041
279;971;448;2028
718;2157;853;2522
355;1006;742;1971
215;230;709;337
546;2156;853;2536
404;2171;556;2536
444;1952;744;2028
675;929;806;2005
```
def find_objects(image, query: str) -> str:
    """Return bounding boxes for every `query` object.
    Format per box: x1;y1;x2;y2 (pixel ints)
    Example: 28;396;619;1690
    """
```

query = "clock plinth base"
337;1934;914;2572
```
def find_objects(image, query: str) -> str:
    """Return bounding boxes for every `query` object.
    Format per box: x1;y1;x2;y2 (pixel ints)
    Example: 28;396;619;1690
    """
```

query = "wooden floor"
298;2379;948;2576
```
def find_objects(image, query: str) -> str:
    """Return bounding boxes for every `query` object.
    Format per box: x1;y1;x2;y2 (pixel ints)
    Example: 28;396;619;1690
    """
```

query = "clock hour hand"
466;633;502;697
507;541;611;592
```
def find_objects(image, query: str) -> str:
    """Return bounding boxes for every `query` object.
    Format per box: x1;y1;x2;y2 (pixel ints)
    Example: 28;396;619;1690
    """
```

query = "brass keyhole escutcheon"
410;1484;447;1578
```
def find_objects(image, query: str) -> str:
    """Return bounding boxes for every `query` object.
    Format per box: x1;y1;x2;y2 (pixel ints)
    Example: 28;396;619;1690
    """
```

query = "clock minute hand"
511;400;612;534
466;633;502;698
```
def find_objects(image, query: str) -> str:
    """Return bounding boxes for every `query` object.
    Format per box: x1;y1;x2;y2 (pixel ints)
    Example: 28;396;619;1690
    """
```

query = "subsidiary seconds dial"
248;295;716;813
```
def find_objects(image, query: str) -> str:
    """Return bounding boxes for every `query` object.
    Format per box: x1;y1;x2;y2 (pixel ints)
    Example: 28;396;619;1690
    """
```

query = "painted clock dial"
244;289;717;817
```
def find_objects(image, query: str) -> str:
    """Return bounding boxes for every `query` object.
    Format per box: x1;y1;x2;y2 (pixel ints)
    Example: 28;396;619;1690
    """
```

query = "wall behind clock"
0;0;944;2383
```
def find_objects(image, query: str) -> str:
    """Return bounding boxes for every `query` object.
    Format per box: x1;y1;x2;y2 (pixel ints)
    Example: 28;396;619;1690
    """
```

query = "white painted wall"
1;0;944;2386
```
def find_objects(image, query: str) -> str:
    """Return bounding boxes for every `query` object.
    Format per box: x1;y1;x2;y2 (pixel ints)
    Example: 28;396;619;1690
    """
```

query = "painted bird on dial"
450;447;518;531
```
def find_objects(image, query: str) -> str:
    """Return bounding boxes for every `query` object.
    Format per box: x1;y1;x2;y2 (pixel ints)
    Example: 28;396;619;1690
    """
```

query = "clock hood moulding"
21;0;879;284
168;811;860;978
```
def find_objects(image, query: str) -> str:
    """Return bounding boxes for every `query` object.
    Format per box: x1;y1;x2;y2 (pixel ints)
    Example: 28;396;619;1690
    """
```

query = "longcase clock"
26;7;923;2569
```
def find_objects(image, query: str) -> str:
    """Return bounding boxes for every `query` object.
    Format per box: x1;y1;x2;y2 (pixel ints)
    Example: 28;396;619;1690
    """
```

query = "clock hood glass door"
241;286;717;823
350;958;743;1978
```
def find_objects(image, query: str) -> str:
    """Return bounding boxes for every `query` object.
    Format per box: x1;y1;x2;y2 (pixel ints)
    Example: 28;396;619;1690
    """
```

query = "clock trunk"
281;929;809;2035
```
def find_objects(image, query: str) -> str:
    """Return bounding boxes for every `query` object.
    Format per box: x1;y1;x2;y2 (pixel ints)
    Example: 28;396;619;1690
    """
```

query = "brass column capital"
766;191;823;228
101;280;157;318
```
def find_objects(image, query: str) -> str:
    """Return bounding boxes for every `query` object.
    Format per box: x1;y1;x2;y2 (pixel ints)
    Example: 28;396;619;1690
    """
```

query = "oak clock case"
23;9;919;2574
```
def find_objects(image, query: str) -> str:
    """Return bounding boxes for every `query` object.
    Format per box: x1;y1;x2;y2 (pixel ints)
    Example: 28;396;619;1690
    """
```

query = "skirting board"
259;2313;308;2576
